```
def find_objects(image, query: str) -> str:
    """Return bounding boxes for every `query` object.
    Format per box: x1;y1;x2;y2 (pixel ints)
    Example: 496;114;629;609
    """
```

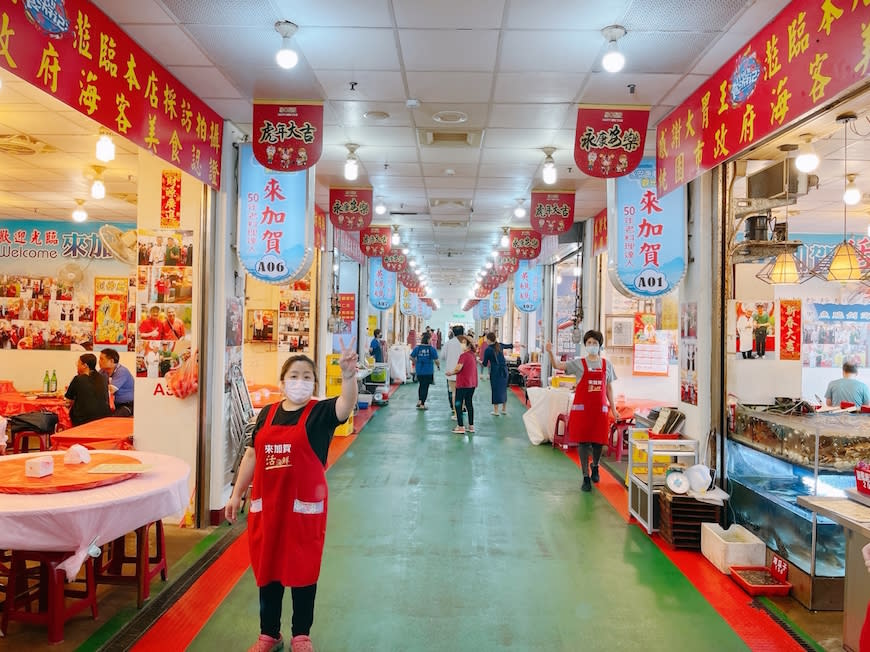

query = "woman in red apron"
546;330;619;492
226;339;358;652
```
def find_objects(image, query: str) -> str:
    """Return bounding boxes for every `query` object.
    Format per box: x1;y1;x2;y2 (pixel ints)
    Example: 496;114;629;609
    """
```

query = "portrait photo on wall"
136;337;191;378
733;300;776;359
247;309;277;343
138;229;194;267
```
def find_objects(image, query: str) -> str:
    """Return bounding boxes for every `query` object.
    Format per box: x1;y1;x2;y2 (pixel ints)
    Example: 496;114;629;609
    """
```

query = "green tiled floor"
190;377;749;651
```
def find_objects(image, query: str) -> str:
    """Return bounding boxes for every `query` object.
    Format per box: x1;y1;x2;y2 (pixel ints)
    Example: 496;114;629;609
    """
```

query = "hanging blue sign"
368;257;396;310
478;298;491;320
609;157;685;298
422;303;432;320
514;260;542;313
808;302;870;323
472;301;480;320
400;287;417;316
237;143;310;284
490;286;507;317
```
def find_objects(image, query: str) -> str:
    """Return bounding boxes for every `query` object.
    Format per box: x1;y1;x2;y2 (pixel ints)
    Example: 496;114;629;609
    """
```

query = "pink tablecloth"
0;450;189;579
0;392;72;431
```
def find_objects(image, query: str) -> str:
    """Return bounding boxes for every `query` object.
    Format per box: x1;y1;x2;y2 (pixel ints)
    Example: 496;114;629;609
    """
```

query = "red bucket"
855;466;870;496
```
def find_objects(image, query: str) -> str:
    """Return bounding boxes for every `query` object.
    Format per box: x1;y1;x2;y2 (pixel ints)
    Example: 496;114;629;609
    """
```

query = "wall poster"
680;302;698;406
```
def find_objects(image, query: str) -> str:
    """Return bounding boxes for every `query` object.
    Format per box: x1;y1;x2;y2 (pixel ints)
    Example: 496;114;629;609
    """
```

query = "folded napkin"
63;443;92;465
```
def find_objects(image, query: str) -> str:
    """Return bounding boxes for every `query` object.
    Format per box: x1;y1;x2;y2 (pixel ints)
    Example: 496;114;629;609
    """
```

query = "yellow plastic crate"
325;376;342;397
334;412;354;437
550;375;576;389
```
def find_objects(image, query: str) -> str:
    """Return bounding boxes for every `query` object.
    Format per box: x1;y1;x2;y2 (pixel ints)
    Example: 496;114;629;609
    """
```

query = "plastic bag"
165;350;199;399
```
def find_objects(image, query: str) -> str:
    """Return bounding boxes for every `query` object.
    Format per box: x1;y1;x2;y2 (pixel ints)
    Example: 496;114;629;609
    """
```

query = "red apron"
248;400;328;587
566;358;610;445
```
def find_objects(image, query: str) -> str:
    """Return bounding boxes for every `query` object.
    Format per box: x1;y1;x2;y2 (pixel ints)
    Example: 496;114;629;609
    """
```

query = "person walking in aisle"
482;332;511;416
410;331;440;409
445;334;478;435
546;330;618;492
369;328;384;363
225;339;358;652
443;325;463;419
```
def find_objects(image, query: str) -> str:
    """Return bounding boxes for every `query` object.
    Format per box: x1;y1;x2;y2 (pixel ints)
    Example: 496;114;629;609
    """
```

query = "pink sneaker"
249;633;283;652
291;634;315;652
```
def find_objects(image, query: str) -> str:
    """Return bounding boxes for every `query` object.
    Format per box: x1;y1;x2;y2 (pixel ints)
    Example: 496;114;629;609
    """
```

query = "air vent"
417;129;482;147
429;198;472;210
433;220;467;229
0;134;56;155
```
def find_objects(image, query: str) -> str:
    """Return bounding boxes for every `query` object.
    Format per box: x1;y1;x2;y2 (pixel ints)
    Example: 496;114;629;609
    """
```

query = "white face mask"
284;379;314;404
586;344;600;356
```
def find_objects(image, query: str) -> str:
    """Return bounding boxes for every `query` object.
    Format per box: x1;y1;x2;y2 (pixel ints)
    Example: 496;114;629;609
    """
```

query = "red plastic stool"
95;520;167;608
12;430;51;454
1;551;97;644
553;413;572;449
607;419;633;462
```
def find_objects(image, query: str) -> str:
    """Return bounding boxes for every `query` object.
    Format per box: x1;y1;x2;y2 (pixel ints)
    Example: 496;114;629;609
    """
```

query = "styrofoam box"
701;523;766;575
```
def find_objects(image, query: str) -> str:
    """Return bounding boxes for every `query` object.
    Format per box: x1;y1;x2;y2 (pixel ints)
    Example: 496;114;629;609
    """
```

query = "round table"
0;450;189;579
0;391;72;431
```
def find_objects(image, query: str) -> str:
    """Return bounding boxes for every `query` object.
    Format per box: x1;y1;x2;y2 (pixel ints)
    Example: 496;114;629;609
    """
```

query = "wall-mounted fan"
57;262;85;285
98;225;138;266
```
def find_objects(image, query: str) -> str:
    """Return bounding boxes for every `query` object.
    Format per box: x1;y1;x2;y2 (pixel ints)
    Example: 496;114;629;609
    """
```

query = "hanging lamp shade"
811;240;870;283
755;251;813;284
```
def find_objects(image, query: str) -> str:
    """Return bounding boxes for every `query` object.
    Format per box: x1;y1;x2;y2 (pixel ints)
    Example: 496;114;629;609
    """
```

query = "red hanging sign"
495;251;520;275
381;251;407;273
474;286;491;299
592;208;608;256
160;170;181;228
329;187;373;231
575;105;649;178
0;0;223;188
359;226;391;257
397;271;419;289
462;299;479;312
657;3;870;197
338;293;356;322
481;274;505;291
530;190;574;234
779;299;801;361
252;101;323;172
509;228;542;260
314;204;327;251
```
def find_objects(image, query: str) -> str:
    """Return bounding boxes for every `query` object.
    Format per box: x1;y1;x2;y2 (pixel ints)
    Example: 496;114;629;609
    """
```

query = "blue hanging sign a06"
608;157;685;298
368;257;396;311
514;260;542;313
237;143;311;284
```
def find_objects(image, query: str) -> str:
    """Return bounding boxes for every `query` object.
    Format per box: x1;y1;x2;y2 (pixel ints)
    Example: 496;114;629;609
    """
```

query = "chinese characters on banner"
399;287;417;316
368;257;396;311
313;205;327;252
575;106;649;178
0;0;223;188
779;299;801;361
803;302;870;369
381;251;407;273
509;228;542;260
530;190;574;234
592;209;607;256
237;144;310;284
338;293;355;323
656;3;870;197
610;158;686;298
632;312;668;376
495;251;519;275
359;226;391;258
252;101;323;171
329;187;373;232
513;260;542;313
490;286;507;317
93;277;128;345
680;302;698;405
160;170;181;228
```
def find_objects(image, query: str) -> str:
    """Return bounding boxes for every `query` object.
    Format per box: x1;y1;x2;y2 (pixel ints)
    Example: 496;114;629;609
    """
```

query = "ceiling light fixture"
275;21;299;70
491;250;499;259
90;165;106;200
95;131;115;162
844;174;861;206
409;259;417;268
71;199;88;223
391;224;400;246
513;198;527;219
375;197;387;215
344;143;359;181
402;247;409;255
541;147;557;185
500;226;510;248
485;261;493;270
601;25;627;73
794;134;819;173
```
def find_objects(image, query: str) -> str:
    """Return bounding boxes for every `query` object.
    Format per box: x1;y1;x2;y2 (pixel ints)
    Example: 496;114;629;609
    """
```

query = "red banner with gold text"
575;105;648;178
0;0;223;188
160;170;181;228
592;209;607;256
779;299;801;361
359;226;391;257
530;190;574;234
329;187;373;231
656;3;870;197
314;204;326;251
509;228;542;260
381;251;407;273
252;101;323;172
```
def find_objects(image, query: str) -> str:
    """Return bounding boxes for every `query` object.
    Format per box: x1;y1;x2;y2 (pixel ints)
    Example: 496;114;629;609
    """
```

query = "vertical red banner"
338;293;356;322
592;209;607;256
314;204;327;251
359;226;391;257
160;170;182;228
779;299;801;361
530;190;574;234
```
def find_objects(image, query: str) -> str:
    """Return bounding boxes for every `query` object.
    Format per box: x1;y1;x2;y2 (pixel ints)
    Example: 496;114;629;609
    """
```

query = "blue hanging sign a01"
237;143;311;284
514;260;542;313
609;157;685;298
368;257;396;310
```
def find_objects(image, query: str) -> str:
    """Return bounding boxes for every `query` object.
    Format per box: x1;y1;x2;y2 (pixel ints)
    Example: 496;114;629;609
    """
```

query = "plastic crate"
701;523;765;575
334;413;354;437
855;466;870;495
729;566;792;596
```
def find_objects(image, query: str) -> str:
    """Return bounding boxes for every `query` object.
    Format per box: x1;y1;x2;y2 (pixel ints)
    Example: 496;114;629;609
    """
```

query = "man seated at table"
825;361;870;408
99;348;135;416
65;353;111;426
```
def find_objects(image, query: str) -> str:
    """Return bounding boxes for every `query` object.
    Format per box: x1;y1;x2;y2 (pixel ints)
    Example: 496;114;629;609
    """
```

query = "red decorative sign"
592;209;607;256
397;270;419;289
160;170;181;228
481;274;504;291
530;190;574;234
495;251;520;275
0;0;223;188
575;105;648;178
381;251;407;273
333;227;365;265
252;101;323;171
509;228;542;260
329;187;373;231
338;293;355;322
771;553;789;583
657;3;870;197
462;299;479;312
314;204;326;251
474;286;491;299
359;226;391;258
779;299;801;361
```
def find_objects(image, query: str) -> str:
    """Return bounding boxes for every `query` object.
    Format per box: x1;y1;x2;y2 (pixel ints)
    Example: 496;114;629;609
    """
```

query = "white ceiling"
7;0;870;300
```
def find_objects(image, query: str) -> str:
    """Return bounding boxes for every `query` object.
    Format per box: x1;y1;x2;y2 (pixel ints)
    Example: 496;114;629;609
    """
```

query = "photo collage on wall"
278;275;311;353
135;228;195;378
802;301;870;369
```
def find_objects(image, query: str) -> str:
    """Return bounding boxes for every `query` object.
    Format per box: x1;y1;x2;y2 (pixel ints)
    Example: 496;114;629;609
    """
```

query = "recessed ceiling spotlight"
432;110;468;124
364;110;390;121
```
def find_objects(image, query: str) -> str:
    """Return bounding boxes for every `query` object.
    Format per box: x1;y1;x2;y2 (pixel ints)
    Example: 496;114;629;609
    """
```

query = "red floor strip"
564;450;804;652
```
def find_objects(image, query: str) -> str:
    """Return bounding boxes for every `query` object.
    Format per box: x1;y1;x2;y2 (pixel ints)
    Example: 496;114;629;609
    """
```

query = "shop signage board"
575;105;649;178
592;209;607;256
367;257;396;311
252;101;323;171
333;228;366;265
329;187;373;232
509;228;542;260
656;2;870;197
609;158;686;298
0;0;223;188
237;144;310;285
359;226;391;258
490;286;507;317
399;286;417;316
338;293;355;323
790;232;870;271
513;260;542;313
530;190;574;234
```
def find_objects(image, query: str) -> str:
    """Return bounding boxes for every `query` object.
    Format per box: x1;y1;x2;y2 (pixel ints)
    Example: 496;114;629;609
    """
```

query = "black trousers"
417;374;434;404
260;581;317;638
578;443;603;477
454;387;475;427
754;328;767;357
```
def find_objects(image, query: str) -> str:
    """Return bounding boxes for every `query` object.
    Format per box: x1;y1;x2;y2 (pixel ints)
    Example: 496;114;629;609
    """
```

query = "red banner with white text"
252;101;323;172
530;190;574;234
329;187;373;232
575;105;648;178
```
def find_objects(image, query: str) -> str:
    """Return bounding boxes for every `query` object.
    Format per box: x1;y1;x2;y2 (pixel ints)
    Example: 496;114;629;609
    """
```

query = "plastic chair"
607;418;633;463
553;413;572;450
95;520;167;608
12;430;52;454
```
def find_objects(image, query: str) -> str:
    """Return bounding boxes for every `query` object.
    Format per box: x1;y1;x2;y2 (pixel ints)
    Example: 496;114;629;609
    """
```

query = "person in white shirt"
443;325;464;419
149;236;165;267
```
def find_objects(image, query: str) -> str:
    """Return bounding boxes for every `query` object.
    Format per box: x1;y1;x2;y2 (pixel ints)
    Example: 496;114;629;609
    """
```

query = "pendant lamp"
810;113;870;284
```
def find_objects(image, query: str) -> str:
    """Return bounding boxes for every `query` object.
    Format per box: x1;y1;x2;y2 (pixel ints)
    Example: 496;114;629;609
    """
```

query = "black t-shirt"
250;398;343;466
65;370;110;426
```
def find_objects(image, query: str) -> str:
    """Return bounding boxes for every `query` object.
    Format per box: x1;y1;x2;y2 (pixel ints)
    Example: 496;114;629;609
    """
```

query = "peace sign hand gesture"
338;336;358;379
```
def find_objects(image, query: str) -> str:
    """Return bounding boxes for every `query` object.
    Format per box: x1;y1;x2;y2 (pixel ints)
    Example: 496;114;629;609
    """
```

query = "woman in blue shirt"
482;332;511;415
410;332;440;409
369;329;383;363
